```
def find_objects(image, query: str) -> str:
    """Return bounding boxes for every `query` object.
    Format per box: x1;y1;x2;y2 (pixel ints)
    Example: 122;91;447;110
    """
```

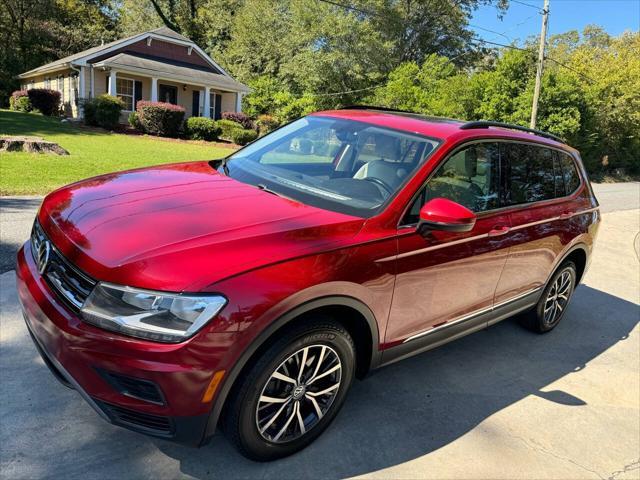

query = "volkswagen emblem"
37;240;51;275
292;384;306;400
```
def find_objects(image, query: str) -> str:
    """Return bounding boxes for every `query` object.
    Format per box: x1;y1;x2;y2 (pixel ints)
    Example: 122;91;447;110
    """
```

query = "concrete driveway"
0;183;638;479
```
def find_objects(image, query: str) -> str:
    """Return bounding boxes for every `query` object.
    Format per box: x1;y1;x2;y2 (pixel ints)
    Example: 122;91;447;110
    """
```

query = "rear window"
558;152;581;195
502;143;557;205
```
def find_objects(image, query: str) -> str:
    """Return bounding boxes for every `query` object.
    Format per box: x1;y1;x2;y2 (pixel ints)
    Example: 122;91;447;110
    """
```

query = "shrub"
27;89;61;116
9;90;31;112
231;128;258;146
83;95;124;129
256;114;280;136
136;101;185;137
216;119;244;141
221;111;254;130
185;117;221;141
128;111;141;130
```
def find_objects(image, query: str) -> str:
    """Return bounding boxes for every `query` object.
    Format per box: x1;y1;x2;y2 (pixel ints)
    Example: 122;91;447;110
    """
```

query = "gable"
88;38;220;74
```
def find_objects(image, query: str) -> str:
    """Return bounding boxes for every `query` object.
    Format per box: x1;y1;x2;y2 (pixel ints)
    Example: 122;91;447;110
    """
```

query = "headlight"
81;282;227;343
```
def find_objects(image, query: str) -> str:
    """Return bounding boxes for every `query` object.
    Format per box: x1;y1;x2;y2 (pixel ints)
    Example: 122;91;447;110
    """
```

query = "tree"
0;0;118;104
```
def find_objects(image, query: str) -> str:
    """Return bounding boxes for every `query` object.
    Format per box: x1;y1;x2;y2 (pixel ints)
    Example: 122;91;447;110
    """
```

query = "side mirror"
417;198;476;234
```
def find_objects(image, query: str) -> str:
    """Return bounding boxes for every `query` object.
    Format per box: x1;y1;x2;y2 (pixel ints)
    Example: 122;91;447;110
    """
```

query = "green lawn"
0;109;237;195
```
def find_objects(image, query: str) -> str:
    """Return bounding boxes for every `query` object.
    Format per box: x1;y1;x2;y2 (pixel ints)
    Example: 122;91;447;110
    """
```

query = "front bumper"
16;242;234;446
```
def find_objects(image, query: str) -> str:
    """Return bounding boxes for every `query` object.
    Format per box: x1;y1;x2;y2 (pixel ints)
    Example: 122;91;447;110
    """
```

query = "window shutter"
134;81;142;109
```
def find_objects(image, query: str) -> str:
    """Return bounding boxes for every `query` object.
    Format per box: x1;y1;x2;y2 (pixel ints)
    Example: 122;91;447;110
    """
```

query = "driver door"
385;142;512;345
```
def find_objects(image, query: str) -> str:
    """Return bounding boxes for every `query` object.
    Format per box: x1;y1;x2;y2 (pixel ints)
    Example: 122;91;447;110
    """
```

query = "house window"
57;76;64;102
44;77;51;89
116;78;135;111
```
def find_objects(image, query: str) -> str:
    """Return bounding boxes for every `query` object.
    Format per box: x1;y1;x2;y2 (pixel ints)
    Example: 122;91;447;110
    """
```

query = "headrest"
464;148;477;177
375;136;399;160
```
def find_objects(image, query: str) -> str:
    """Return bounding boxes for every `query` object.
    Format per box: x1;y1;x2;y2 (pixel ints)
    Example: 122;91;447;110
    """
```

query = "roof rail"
338;105;418;114
459;121;564;143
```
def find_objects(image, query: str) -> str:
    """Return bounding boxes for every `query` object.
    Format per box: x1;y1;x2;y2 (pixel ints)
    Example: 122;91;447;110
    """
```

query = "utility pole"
530;0;549;130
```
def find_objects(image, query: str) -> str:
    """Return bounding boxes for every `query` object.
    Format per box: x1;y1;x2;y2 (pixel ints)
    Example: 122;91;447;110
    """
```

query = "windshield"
217;116;440;217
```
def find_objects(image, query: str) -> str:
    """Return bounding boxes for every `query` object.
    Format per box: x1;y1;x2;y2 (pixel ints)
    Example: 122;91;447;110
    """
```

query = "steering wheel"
363;176;394;195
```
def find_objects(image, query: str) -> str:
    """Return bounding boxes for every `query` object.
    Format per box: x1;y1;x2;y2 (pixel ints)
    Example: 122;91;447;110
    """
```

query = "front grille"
31;221;96;311
96;400;173;435
97;369;166;405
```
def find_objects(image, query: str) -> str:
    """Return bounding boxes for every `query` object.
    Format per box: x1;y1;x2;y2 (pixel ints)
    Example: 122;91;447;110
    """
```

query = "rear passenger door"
494;142;580;303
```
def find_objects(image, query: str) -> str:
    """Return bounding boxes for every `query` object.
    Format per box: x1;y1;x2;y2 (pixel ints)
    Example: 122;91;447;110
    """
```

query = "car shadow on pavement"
154;284;638;479
1;283;637;479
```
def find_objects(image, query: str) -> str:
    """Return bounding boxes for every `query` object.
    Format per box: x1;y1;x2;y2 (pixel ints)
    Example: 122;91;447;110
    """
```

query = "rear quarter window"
558;152;581;195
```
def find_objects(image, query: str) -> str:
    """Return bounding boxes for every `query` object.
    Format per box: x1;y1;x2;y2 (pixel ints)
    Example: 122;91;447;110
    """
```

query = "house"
18;27;250;122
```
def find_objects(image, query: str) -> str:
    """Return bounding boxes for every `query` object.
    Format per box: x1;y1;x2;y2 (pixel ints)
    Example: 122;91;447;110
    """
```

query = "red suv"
17;108;600;460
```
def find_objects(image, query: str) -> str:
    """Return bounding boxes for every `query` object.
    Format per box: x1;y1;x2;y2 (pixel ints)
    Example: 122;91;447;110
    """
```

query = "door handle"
558;211;575;220
488;226;511;237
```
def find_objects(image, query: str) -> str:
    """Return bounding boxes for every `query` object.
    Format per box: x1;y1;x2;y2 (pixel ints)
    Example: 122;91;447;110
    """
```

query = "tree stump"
0;136;69;155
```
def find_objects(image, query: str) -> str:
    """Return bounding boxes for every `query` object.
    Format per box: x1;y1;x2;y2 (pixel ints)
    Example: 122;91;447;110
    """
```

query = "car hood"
39;162;365;291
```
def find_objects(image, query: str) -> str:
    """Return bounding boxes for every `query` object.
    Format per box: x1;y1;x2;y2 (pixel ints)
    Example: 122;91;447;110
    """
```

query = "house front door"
192;91;200;116
159;84;177;105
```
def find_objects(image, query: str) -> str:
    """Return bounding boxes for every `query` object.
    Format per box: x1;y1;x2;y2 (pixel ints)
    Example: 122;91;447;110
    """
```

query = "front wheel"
223;319;356;461
521;261;577;333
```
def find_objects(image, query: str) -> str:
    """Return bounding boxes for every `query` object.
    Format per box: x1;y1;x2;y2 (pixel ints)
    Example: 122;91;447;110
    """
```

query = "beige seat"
353;136;408;190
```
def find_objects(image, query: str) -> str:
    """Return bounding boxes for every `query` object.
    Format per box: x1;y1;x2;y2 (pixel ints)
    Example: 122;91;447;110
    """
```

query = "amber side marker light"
202;370;226;403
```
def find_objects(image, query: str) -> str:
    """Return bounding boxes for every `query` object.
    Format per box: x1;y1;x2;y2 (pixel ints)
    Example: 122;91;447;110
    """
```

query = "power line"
308;0;595;100
483;13;538;43
310;49;479;98
470;38;533;53
545;56;595;83
468;23;514;43
469;37;596;83
316;0;381;18
510;0;544;12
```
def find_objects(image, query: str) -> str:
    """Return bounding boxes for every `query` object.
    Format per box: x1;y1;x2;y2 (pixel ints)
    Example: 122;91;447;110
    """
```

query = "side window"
503;143;556;205
559;152;581;195
402;143;500;224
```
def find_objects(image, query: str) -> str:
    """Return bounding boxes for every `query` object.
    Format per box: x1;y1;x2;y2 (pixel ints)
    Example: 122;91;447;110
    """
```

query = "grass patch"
0;109;237;195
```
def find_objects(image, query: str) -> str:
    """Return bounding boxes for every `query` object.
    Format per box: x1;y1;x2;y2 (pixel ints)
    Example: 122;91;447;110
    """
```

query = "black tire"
222;317;356;461
521;261;577;333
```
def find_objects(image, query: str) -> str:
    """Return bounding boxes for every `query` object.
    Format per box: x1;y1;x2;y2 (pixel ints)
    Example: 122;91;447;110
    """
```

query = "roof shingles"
18;27;245;92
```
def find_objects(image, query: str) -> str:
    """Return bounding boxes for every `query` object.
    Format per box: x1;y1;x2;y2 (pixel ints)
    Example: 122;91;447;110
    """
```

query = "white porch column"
78;66;86;118
151;77;158;102
89;66;94;98
235;92;243;112
203;87;211;118
108;70;117;96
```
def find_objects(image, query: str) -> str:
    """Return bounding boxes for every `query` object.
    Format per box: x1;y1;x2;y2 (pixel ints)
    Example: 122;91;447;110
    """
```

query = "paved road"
0;185;639;479
0;196;42;274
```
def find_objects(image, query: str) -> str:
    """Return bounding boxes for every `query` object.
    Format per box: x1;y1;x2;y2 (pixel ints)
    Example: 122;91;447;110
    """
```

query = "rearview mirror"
417;198;476;234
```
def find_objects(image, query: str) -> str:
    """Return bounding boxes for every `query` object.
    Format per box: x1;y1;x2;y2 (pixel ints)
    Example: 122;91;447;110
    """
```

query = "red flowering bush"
136;101;185;137
9;90;31;112
27;89;61;116
221;111;254;130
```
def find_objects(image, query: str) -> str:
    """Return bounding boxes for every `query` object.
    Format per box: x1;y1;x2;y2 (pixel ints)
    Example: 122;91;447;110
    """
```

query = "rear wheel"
223;318;356;461
521;261;577;333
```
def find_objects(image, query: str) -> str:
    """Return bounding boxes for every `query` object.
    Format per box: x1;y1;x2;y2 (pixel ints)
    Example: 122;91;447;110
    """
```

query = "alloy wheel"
255;345;342;443
543;270;573;326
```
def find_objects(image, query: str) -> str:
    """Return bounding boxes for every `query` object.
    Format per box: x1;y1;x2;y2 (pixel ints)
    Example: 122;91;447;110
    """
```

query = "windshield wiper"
256;183;284;197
